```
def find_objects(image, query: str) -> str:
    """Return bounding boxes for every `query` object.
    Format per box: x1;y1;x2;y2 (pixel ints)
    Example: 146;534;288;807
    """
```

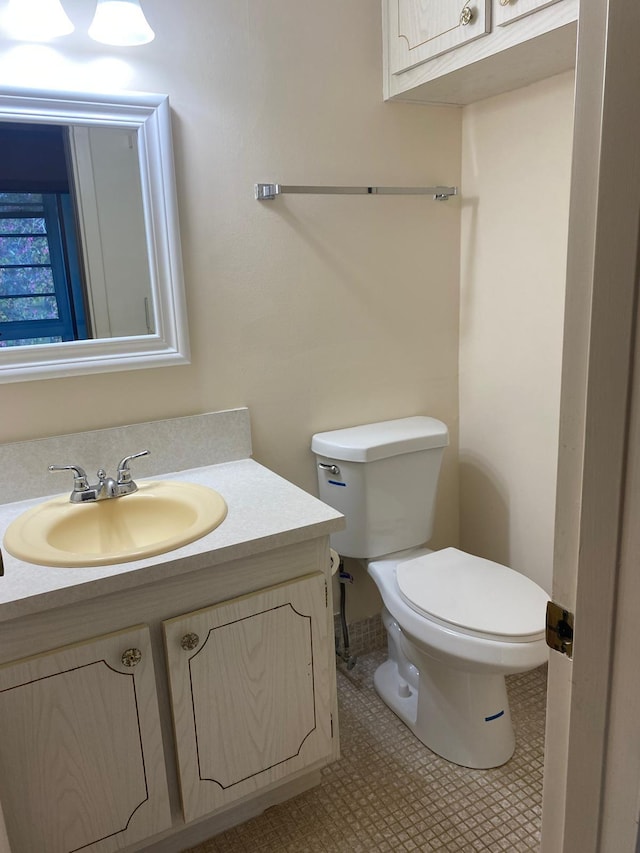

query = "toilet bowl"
367;546;548;768
311;416;550;769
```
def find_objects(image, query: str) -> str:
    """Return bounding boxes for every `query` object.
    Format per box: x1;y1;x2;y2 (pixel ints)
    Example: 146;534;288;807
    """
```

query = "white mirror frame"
0;86;190;383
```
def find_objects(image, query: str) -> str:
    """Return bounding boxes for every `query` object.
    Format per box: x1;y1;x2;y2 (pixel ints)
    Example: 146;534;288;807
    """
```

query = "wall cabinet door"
494;0;564;27
164;573;334;823
387;0;491;74
0;625;171;853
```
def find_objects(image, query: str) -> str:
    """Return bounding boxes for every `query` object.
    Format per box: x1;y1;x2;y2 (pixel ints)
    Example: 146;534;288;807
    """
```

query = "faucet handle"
116;450;150;484
48;464;89;493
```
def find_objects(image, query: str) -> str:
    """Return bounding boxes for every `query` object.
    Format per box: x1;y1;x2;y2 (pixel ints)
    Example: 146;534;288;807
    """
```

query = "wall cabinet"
0;543;336;853
383;0;578;105
0;626;171;853
390;0;491;74
165;574;333;823
494;0;564;28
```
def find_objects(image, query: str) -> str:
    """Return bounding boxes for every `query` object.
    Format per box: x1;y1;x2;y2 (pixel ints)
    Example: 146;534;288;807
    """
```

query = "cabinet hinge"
545;601;574;659
325;580;328;608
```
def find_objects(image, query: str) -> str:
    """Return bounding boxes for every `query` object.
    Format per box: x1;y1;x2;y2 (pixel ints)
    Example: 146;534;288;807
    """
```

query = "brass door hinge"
546;601;574;659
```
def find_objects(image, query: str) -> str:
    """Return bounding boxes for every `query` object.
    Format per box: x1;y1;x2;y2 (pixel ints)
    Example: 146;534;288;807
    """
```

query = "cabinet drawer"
494;0;564;27
388;0;490;74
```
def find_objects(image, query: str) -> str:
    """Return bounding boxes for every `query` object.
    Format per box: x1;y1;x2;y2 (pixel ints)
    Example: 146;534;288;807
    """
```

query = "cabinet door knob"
460;5;473;25
121;648;142;667
181;632;200;651
499;0;512;6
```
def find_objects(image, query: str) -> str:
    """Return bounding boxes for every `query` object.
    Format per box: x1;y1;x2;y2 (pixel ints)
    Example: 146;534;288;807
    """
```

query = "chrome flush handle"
318;462;340;476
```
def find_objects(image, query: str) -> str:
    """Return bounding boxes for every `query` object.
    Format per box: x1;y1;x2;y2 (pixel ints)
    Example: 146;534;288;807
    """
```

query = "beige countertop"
0;458;344;622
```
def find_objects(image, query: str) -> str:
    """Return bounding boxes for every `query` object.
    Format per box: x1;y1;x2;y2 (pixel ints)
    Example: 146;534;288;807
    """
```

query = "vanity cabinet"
0;418;344;852
0;539;338;853
164;573;333;823
383;0;578;105
0;625;171;853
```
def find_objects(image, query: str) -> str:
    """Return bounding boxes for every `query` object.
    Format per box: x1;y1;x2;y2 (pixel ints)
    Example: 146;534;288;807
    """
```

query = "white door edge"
542;0;640;850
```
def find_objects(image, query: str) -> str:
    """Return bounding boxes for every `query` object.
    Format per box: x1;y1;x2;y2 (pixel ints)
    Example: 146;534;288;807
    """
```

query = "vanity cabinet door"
164;573;334;823
0;625;171;853
494;0;564;27
386;0;491;75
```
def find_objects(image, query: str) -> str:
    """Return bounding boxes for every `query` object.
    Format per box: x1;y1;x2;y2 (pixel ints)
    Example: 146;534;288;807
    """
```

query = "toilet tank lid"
311;416;449;462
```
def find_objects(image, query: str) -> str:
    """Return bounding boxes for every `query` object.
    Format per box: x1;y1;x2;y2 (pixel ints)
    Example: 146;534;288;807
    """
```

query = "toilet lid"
396;548;548;639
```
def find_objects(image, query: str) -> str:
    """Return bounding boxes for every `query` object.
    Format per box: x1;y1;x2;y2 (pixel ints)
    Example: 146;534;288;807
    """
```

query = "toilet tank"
311;416;449;559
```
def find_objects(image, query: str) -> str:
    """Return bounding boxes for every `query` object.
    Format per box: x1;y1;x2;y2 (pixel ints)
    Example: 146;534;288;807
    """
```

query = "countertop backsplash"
0;408;252;505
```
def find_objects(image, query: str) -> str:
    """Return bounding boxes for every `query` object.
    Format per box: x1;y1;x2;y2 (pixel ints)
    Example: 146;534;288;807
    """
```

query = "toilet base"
374;613;516;769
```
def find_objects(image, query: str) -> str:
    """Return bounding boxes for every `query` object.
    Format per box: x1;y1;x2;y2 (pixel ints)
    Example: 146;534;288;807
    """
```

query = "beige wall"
1;4;574;615
0;1;462;618
459;72;575;593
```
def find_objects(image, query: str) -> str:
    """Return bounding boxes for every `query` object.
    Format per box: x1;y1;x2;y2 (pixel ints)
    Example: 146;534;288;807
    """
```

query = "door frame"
541;0;640;850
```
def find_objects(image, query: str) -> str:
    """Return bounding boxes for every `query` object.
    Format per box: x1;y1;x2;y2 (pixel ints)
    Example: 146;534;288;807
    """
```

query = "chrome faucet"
49;450;150;503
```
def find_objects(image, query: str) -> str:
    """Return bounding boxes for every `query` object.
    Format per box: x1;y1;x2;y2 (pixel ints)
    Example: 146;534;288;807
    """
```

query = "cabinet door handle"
181;632;200;651
460;5;473;25
121;648;142;667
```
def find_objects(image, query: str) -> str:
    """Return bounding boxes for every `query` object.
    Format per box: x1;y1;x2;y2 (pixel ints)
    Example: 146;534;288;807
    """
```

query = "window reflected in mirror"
0;190;86;346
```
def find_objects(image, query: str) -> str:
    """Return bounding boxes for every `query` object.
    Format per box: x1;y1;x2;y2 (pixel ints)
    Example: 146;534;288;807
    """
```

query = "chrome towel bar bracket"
255;183;458;201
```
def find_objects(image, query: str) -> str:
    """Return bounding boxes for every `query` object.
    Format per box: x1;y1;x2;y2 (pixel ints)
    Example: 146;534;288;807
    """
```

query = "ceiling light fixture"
88;0;155;46
4;0;75;41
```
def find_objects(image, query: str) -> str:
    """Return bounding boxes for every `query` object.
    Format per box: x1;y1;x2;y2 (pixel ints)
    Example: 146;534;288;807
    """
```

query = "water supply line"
335;554;357;670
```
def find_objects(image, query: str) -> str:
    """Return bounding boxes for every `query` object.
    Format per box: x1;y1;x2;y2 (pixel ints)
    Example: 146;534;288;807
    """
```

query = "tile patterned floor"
185;650;547;852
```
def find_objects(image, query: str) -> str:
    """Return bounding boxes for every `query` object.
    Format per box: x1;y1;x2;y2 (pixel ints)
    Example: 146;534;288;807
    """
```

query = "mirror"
0;86;189;382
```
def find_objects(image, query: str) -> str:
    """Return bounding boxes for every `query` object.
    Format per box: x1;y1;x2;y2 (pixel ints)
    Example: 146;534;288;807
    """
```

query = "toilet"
311;416;549;769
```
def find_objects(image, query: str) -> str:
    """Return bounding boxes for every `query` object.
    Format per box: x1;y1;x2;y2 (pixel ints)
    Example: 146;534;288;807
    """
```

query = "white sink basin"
3;481;227;568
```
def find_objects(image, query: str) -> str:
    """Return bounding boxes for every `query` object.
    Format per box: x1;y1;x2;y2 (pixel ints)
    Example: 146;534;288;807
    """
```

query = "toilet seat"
396;547;548;642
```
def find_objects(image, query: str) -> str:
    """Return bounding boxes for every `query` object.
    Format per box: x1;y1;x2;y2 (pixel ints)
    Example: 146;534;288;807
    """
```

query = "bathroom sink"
3;481;227;568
